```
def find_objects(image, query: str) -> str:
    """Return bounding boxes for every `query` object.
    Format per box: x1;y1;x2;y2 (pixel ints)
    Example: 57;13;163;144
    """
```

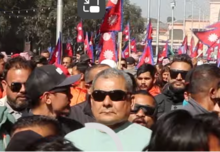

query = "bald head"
85;64;110;83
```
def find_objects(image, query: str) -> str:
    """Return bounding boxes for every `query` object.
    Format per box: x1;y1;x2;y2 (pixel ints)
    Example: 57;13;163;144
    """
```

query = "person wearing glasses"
65;68;152;151
68;64;110;124
128;90;157;129
0;56;35;150
23;65;83;135
183;64;220;116
155;54;193;118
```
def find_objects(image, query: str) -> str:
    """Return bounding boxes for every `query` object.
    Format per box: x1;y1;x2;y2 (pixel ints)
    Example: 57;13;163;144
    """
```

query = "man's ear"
130;95;135;108
80;73;84;80
209;87;216;99
2;80;7;91
44;93;52;105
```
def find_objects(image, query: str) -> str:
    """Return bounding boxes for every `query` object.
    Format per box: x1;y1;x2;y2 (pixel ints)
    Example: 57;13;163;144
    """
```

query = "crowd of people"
0;49;220;151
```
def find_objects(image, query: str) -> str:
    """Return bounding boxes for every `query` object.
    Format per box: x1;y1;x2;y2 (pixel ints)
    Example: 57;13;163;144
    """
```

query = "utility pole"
156;0;161;58
56;0;63;43
183;0;186;39
170;0;176;54
191;0;193;37
147;0;151;23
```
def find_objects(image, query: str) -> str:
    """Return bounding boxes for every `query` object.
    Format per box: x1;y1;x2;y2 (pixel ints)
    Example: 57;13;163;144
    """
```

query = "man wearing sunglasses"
0;57;35;119
68;64;110;124
129;90;157;129
23;65;83;135
66;68;152;151
155;54;193;118
183;64;220;116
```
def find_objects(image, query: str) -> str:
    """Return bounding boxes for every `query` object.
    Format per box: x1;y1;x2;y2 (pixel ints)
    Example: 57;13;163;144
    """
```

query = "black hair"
171;54;193;68
133;90;153;97
136;64;156;78
3;56;35;80
186;64;220;94
85;64;110;82
73;62;90;74
33;55;48;66
126;72;137;92
11;115;61;136
67;62;76;69
146;110;220;151
25;136;81;151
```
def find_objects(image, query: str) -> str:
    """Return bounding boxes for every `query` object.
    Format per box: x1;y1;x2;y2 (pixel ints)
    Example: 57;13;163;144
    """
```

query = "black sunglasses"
7;82;24;92
131;103;155;116
91;90;129;101
170;69;188;79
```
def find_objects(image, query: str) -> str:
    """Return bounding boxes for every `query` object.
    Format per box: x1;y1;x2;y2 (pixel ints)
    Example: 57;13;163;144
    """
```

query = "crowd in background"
0;49;220;151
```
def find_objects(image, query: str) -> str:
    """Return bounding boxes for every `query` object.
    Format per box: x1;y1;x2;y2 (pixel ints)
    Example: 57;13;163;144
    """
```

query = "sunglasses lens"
131;104;155;116
11;82;22;92
170;70;179;79
92;90;127;102
92;91;106;101
109;90;127;101
181;71;188;79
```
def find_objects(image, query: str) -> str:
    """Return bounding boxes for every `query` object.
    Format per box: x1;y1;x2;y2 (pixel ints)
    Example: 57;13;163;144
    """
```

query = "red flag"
65;43;73;57
207;47;214;60
100;0;123;33
158;41;168;63
207;21;220;29
85;32;94;62
123;23;130;41
217;44;220;67
189;37;194;56
122;45;129;58
49;34;62;64
193;28;220;47
197;42;203;57
178;36;188;54
130;39;137;53
99;32;117;62
77;21;84;43
137;40;154;68
191;42;199;58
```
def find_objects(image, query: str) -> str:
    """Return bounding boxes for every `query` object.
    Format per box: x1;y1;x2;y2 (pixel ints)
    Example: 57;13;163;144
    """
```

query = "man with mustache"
136;64;156;92
129;90;157;129
65;68;152;151
155;54;193;118
0;56;35;150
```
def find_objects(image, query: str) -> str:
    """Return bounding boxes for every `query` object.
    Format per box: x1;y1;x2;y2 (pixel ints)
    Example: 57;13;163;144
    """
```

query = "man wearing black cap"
124;57;136;76
23;65;83;135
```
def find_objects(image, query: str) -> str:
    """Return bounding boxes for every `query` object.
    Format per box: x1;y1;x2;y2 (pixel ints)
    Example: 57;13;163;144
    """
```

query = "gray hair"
91;68;133;92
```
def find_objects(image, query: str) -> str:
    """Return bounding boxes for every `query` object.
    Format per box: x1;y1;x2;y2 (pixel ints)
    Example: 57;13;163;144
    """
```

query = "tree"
0;0;145;53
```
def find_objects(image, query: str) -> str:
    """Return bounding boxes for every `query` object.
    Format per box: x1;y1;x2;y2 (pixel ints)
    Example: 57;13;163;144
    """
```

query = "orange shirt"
70;87;87;106
149;86;161;97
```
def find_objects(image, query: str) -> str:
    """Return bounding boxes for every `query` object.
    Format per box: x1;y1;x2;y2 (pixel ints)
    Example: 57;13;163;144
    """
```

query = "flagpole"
147;0;151;23
156;0;161;60
191;0;193;37
183;0;186;39
56;0;63;58
118;32;123;69
128;39;131;56
170;0;176;54
199;8;201;30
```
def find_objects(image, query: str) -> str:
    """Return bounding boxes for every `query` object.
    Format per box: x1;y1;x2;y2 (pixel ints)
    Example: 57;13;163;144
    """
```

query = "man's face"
91;77;132;127
3;68;31;111
136;72;154;91
40;53;50;61
48;87;72;117
129;94;156;128
169;62;191;93
120;60;127;70
0;59;5;75
62;57;71;68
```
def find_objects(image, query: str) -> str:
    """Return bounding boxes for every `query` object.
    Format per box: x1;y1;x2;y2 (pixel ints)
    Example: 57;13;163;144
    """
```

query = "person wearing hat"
23;65;83;135
124;57;137;76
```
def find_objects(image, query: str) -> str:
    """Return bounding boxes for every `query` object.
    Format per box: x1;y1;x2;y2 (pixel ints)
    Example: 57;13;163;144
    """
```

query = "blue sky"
130;0;210;23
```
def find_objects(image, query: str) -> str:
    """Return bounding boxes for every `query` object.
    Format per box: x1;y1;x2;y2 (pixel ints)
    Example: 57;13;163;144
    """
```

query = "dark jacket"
155;86;184;118
22;110;83;136
182;98;210;116
68;100;95;124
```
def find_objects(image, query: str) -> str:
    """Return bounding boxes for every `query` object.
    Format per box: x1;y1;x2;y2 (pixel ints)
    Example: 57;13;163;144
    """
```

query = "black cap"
126;57;136;65
80;54;90;62
25;65;81;102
